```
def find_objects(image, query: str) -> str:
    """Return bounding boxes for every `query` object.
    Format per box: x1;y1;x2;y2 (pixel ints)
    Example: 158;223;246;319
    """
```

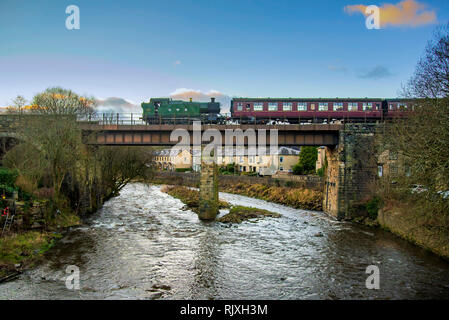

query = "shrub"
0;167;18;188
366;197;381;220
292;163;304;175
317;167;325;177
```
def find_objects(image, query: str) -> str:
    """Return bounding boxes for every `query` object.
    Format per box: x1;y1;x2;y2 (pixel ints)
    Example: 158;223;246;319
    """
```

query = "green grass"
0;231;62;272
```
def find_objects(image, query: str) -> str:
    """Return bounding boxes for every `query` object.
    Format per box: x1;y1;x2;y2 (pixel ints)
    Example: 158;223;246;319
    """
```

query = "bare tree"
384;23;449;219
6;95;27;114
98;146;153;198
402;23;449;99
30;87;96;118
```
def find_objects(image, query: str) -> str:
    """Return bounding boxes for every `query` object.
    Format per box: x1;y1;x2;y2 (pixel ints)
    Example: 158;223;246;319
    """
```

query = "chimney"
211;97;215;103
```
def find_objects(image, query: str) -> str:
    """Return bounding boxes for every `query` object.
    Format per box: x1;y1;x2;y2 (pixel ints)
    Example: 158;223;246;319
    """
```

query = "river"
1;183;449;299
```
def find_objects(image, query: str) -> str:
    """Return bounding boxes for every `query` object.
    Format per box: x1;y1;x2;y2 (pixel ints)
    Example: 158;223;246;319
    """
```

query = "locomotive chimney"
189;98;192;102
211;97;215;103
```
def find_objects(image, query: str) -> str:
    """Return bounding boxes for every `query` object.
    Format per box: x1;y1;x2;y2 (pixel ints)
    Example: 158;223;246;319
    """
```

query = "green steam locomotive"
141;97;221;124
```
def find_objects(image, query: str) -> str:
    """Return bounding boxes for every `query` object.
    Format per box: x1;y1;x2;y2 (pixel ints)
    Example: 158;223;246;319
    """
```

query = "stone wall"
324;123;382;220
150;171;324;190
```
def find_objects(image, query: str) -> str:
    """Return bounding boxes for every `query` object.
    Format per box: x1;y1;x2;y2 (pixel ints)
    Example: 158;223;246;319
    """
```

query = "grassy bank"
0;211;81;281
220;182;323;211
378;200;449;260
0;231;62;280
161;185;280;223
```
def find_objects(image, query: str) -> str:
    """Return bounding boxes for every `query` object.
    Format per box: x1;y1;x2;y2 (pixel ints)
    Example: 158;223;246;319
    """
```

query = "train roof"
232;97;386;102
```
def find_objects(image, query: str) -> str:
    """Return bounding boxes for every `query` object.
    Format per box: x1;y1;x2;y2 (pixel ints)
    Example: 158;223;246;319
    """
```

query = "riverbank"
378;200;449;260
0;231;60;281
0;212;81;282
219;182;323;211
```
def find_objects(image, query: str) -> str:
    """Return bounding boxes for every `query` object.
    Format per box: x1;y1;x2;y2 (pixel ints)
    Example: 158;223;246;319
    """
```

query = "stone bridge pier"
198;153;219;220
323;123;382;220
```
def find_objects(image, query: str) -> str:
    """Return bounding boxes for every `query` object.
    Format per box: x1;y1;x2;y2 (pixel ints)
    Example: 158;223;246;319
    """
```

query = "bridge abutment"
198;154;219;220
323;123;381;220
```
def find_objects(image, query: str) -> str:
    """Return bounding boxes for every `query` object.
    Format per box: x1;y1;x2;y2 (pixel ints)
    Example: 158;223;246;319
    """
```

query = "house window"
280;156;284;163
333;102;343;111
390;165;398;175
283;102;292;111
237;102;243;111
280;167;284;171
254;102;263;111
297;102;307;111
318;103;328;111
363;103;373;111
268;103;278;111
377;165;383;177
348;102;358;111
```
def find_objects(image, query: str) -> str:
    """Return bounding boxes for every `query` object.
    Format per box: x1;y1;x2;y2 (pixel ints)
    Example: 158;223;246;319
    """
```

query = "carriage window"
268;103;278;111
348;102;358;111
254;103;263;111
333;102;343;111
246;104;251;110
389;104;395;110
363;103;373;111
376;103;381;110
237;102;243;111
398;103;407;110
318;103;328;111
297;102;307;111
283;102;292;111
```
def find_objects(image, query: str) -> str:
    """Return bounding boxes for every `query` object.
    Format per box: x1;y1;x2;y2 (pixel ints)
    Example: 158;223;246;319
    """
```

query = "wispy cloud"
170;88;231;113
173;60;181;67
328;65;348;73
357;66;393;79
344;0;437;28
95;97;140;114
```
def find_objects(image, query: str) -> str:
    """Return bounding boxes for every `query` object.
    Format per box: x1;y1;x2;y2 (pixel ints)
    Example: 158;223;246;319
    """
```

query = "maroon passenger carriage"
230;98;385;124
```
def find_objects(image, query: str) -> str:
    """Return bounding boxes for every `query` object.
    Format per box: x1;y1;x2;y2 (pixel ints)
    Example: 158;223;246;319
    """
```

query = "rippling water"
1;183;449;299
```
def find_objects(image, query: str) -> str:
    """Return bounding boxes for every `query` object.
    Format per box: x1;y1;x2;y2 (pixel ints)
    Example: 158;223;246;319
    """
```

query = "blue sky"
1;0;448;110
